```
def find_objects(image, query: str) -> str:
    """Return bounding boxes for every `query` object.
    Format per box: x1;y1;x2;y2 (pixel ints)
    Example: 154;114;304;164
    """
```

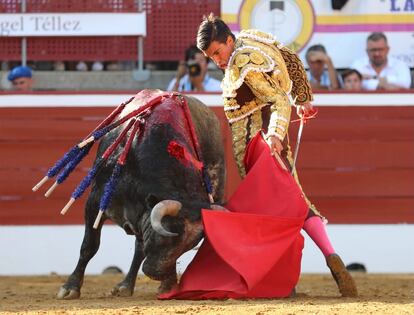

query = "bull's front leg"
158;272;178;294
111;236;144;297
57;197;104;300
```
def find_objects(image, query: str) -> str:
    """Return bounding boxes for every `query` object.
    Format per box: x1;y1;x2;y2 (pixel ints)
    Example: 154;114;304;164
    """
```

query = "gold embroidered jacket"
222;29;313;177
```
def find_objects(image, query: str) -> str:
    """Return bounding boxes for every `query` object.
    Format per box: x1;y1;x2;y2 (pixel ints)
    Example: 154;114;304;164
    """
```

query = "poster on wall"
221;0;414;68
0;13;146;37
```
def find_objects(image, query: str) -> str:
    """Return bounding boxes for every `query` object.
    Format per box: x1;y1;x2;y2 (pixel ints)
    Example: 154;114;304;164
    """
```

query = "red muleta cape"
159;132;308;299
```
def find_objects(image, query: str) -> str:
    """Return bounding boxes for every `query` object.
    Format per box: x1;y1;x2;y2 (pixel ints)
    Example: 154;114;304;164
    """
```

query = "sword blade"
291;119;304;175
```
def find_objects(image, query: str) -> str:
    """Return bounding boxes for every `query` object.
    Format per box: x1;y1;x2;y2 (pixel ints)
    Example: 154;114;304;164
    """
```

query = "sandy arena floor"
0;273;413;314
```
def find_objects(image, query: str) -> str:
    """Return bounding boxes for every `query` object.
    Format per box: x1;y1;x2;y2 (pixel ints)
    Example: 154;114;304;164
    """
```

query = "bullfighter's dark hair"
196;13;235;52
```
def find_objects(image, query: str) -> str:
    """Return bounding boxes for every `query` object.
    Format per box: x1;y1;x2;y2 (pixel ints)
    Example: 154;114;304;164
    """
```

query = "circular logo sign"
239;0;315;52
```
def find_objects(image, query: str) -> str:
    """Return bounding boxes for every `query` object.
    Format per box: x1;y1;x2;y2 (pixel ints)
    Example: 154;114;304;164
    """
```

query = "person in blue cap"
8;65;34;91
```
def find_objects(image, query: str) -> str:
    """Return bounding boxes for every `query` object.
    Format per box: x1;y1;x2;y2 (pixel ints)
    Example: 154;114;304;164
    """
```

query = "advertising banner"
0;13;146;37
221;0;414;67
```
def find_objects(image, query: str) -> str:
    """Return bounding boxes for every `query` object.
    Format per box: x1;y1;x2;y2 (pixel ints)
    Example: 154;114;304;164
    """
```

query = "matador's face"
203;35;235;70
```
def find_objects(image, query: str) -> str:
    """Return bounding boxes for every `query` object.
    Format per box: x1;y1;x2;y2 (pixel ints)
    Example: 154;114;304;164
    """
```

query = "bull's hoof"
158;276;177;294
327;254;358;297
158;283;178;294
56;286;81;300
110;284;134;297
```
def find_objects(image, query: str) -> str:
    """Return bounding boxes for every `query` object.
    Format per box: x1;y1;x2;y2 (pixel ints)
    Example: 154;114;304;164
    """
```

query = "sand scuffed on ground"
0;274;413;314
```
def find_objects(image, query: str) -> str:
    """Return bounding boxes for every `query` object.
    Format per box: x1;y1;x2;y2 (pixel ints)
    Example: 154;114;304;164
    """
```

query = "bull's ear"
145;194;160;209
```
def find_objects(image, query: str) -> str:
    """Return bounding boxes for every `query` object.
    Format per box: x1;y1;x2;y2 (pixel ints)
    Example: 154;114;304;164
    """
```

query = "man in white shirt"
351;32;411;90
167;45;221;92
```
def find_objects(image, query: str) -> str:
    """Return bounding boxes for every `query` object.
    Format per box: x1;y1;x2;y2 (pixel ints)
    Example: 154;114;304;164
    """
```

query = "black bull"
57;92;225;299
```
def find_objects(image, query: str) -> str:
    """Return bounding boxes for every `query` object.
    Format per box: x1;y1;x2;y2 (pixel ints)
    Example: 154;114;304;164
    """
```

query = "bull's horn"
150;200;182;237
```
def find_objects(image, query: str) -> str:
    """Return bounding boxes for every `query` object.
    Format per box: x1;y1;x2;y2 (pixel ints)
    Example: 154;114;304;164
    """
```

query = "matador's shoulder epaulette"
222;45;275;97
237;29;313;104
237;29;279;45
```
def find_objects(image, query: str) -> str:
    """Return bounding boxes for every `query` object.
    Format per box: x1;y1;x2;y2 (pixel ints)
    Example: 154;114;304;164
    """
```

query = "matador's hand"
266;135;283;156
296;102;314;117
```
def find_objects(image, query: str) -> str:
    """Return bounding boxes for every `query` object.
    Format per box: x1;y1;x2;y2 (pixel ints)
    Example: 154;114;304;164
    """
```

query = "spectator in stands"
76;61;88;71
92;61;104;71
53;61;66;71
341;69;363;91
7;65;34;91
167;45;221;92
106;62;122;71
351;32;411;90
305;44;340;90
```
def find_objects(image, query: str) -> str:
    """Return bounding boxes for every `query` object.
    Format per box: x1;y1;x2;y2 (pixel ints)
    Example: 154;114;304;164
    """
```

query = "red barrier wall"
1;92;413;225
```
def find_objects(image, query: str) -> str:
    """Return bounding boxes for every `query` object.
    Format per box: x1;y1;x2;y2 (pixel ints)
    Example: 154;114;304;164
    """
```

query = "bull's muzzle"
150;200;182;237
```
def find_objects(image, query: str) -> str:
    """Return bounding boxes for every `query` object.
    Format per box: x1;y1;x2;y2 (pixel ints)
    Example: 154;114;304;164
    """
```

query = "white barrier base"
1;224;413;275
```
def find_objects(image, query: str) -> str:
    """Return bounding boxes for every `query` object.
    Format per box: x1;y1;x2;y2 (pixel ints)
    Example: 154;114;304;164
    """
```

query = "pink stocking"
302;216;335;257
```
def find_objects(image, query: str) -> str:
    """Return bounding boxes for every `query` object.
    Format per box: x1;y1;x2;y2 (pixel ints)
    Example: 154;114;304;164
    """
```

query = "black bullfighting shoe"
326;253;358;297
